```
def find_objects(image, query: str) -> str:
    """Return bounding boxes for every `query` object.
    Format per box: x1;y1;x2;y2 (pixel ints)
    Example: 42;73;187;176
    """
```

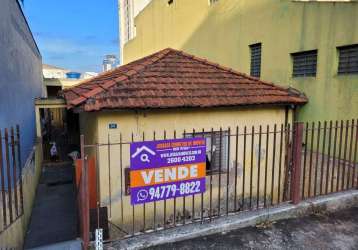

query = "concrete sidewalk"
148;206;358;250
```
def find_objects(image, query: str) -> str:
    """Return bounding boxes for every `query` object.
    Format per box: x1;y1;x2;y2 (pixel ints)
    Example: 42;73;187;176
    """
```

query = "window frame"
337;44;358;75
249;43;262;78
291;49;318;78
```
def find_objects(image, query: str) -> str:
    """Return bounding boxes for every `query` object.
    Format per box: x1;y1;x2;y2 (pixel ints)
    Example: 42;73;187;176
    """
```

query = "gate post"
80;135;90;249
291;122;304;205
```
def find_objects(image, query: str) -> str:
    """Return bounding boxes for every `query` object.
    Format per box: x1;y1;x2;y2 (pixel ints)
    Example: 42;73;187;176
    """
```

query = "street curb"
106;190;358;250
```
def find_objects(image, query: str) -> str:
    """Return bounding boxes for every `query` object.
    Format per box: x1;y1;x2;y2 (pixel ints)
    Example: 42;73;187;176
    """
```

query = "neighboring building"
118;0;152;64
102;54;119;72
122;0;358;122
0;0;44;247
61;48;307;233
43;64;97;97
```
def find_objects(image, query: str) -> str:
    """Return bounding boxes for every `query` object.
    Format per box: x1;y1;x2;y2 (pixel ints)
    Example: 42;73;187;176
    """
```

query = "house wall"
123;0;358;122
0;0;44;163
80;106;293;234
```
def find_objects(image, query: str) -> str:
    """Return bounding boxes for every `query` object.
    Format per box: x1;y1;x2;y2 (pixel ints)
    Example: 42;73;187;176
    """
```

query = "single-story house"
61;48;307;234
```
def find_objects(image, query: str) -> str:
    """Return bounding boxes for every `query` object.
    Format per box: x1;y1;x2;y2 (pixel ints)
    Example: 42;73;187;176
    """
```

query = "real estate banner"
130;137;206;205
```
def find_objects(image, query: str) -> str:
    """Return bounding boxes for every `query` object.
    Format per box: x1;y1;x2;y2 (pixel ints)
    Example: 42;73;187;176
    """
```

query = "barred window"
250;43;262;78
186;131;229;175
209;0;219;5
338;44;358;74
291;50;317;77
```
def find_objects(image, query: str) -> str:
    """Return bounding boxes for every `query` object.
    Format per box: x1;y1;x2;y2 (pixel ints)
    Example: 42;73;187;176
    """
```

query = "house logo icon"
131;146;156;163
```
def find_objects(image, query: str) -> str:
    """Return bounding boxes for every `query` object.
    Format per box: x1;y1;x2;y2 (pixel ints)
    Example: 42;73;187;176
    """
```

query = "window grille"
338;44;358;74
291;50;317;77
250;43;262;78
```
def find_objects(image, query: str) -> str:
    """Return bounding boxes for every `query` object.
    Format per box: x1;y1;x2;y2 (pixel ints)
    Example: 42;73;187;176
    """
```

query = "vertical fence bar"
308;122;315;197
226;127;230;215
291;123;303;204
0;129;7;227
95;142;100;230
242;126;247;210
163;130;167;227
173;130;177;226
191;129;195;223
331;121;338;193
217;128;223;215
107;134;112;218
341;120;349;190
336;120;343;192
234;126;239;211
352;119;358;188
80;135;89;250
256;126;262;209
313;121;321;196
200;128;204;222
325;121;333;195
10;127;19;217
142;132;146;231
319;121;327;195
153;131;157;230
278;124;284;203
347;120;354;189
302;123;309;199
119;133;124;227
264;125;269;208
16;125;24;215
249;126;254;209
131;132;135;235
209;128;214;220
182;130;186;225
271;124;277;205
4;129;13;223
283;123;291;202
342;120;349;190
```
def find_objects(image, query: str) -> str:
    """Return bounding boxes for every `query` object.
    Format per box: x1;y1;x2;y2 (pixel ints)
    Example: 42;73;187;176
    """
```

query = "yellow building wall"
124;0;358;122
81;107;293;235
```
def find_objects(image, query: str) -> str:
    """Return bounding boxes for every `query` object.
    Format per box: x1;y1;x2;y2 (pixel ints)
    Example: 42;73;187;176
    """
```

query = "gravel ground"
147;206;358;250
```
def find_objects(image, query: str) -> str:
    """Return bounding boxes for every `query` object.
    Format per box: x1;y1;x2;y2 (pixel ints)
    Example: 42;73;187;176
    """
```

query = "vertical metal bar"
95;142;100;230
331;121;338;193
308;122;315;197
347;119;354;189
354;119;358;188
4;129;13;223
173;130;177;226
131;132;135;235
200;128;204;222
142;132;146;232
277;124;284;203
301;123;309;199
191;129;195;223
314;122;321;196
107;134;112;218
352;119;358;188
249;126;254;209
264;125;269;208
182;130;186;225
16;125;23;215
341;120;349;190
209;128;214;220
80;135;89;250
234;126;239;211
119;133;124;227
319;121;327;195
325;121;333;195
218;128;223;215
10;127;19;217
0;129;7;227
271;124;277;206
242;126;247;210
283;123;291;202
163;130;168;227
256;126;262;209
226;127;230;215
291;123;303;205
336;120;344;192
153;131;157;230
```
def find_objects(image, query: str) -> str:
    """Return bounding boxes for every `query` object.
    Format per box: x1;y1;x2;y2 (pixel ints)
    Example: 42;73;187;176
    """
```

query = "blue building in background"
0;0;44;165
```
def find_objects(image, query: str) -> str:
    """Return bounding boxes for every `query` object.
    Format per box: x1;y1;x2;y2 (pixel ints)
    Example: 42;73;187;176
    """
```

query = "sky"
24;0;119;73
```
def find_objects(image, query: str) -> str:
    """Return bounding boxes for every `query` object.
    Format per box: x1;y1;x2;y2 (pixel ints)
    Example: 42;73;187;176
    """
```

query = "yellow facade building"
122;0;358;122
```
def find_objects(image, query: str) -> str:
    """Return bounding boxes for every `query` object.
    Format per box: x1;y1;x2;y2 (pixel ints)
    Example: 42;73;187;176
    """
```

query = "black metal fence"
0;125;24;233
79;119;358;242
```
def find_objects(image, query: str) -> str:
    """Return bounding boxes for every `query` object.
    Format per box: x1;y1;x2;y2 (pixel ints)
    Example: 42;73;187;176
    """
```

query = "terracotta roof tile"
61;48;307;111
